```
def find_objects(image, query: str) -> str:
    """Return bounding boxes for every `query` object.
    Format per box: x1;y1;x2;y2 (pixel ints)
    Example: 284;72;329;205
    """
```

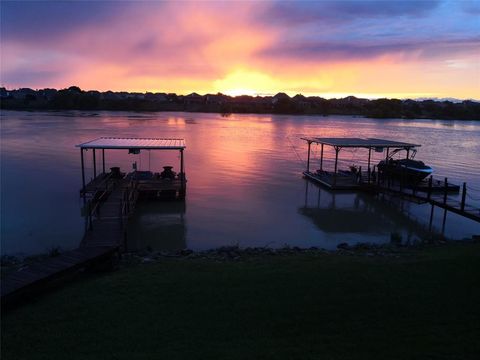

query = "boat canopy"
301;137;419;149
76;137;186;150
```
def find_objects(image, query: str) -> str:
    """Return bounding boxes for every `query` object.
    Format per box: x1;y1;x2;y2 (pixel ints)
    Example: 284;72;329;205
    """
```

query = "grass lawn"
2;243;480;360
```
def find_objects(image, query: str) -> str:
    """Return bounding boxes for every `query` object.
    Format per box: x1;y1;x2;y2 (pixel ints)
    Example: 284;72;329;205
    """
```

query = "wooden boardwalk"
364;178;480;223
82;180;131;248
304;171;479;223
1;246;117;306
1;180;138;306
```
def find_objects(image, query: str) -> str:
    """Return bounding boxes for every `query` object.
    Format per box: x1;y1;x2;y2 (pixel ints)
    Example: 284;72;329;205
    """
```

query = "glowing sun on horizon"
214;69;278;97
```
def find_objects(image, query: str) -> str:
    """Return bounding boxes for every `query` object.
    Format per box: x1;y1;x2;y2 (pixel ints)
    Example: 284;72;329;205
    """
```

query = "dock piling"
427;176;432;200
93;149;97;178
307;141;311;173
443;177;448;205
461;182;467;211
320;143;324;171
80;148;86;193
367;147;371;183
102;149;105;174
429;203;435;231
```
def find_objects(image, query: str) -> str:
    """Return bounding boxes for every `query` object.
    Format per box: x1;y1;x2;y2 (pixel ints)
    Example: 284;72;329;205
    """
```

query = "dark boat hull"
378;159;433;183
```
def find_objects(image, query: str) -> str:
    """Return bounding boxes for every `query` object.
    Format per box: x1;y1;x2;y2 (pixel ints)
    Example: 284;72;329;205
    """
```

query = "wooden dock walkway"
1;246;117;307
304;170;479;223
368;177;480;223
1;180;139;307
82;179;136;248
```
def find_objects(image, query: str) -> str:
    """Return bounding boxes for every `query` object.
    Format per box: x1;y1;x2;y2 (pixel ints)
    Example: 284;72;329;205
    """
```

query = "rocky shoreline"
2;238;478;273
119;239;465;266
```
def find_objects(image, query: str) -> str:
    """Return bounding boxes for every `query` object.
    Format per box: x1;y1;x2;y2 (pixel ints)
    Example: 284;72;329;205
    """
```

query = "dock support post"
317;186;321;207
429;203;434;231
461;182;466;211
427;176;432;201
442;208;447;235
441;177;448;234
80;148;86;194
307;141;311;173
320;143;324;171
180;149;184;175
443;177;448;205
102;149;105;174
385;148;390;188
304;180;309;207
93;149;97;179
180;149;185;197
367;147;371;183
333;147;339;186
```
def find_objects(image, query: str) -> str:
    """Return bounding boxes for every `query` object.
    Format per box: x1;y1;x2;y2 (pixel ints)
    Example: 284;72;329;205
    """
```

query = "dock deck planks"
1;246;117;304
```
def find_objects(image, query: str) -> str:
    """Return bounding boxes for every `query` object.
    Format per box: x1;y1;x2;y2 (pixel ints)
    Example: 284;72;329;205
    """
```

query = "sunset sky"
1;0;479;99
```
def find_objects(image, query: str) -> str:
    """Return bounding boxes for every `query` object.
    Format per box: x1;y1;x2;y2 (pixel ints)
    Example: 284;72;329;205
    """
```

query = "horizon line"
2;86;479;102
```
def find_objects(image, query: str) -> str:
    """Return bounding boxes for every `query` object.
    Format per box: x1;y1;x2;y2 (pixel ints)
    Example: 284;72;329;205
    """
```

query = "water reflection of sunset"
2;111;480;255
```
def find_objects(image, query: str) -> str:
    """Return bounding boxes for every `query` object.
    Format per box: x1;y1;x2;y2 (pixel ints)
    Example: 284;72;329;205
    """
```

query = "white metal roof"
301;137;420;148
76;137;186;149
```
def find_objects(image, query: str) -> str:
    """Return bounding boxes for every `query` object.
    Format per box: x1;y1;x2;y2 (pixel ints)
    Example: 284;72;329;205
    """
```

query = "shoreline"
3;238;478;274
3;240;480;359
1;107;479;122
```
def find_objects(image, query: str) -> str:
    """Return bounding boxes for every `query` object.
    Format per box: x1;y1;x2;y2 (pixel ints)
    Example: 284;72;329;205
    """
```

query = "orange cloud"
1;1;479;99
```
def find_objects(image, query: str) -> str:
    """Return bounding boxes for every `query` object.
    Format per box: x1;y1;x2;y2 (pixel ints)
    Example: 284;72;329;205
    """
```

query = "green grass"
2;244;480;360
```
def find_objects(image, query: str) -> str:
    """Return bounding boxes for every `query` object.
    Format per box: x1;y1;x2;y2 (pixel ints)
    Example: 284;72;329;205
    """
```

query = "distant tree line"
1;86;479;120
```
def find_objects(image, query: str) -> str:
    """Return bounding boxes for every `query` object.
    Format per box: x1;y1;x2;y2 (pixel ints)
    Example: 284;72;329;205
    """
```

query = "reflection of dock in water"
299;180;442;242
127;201;186;252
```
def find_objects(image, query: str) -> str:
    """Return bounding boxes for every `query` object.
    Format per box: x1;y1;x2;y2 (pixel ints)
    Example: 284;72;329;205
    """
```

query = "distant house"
292;94;310;109
38;88;58;100
205;93;228;105
184;92;204;104
145;92;168;102
272;92;290;105
130;92;145;100
101;91;120;100
0;87;10;99
11;88;36;100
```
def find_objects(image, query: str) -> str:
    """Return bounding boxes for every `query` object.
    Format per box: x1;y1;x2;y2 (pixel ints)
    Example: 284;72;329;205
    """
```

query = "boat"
377;148;433;183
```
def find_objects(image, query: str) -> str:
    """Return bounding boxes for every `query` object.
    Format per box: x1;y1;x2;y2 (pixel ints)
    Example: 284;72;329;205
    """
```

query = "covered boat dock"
77;137;187;199
301;137;420;190
300;137;478;225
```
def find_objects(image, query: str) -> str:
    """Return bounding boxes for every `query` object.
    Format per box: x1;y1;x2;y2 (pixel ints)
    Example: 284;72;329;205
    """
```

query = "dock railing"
121;180;139;230
371;171;479;223
84;174;117;231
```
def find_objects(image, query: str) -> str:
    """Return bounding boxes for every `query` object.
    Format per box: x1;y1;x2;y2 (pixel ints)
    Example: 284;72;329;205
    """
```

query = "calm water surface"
1;110;479;256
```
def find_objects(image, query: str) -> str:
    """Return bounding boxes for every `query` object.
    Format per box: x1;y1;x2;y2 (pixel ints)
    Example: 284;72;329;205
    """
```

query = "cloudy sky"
1;0;479;99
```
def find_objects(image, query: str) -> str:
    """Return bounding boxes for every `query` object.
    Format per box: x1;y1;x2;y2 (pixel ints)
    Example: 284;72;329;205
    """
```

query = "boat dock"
1;137;187;306
301;137;480;224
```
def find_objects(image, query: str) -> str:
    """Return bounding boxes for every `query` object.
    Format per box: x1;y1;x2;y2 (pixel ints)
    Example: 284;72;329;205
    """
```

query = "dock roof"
301;137;420;148
76;137;186;150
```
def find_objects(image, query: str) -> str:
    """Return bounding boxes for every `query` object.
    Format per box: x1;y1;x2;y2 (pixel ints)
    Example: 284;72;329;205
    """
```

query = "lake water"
1;110;479;256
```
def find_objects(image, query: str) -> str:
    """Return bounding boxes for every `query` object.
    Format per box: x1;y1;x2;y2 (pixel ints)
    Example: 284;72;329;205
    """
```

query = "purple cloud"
259;37;480;62
262;0;441;25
